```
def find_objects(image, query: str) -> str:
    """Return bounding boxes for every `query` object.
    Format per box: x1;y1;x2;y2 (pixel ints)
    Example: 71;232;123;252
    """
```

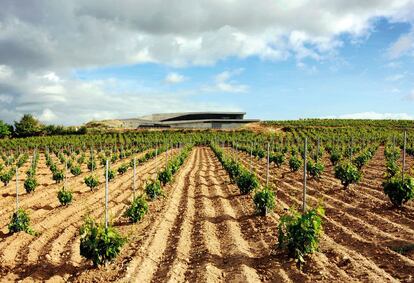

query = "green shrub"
334;162;362;189
100;157;107;167
24;177;38;193
16;156;27;168
71;165;82;176
289;155;302;172
253;187;275;216
50;163;57;173
383;177;414;207
307;160;324;180
79;217;126;266
52;170;64;183
385;160;399;179
77;156;85;164
158;168;172;185
26;168;36;178
145;180;163;200
129;158;137;168
278;206;325;266
330;150;341;166
353;151;372;170
87;160;97;171
1;169;14;186
67;159;73;169
270;152;285;167
226;159;241;180
384;146;400;162
84;175;99;190
8;208;36;235
105;168;115;181
124;196;148;223
117;163;128;175
58;187;73;206
236;169;259;195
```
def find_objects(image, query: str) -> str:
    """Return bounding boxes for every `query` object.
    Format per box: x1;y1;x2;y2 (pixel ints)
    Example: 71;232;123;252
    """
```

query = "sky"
1;0;414;125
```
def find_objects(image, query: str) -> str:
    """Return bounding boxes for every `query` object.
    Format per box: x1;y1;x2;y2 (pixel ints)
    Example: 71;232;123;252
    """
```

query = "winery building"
119;112;259;129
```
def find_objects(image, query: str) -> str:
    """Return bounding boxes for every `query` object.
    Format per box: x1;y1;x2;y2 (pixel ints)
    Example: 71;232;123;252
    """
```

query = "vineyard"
0;124;414;282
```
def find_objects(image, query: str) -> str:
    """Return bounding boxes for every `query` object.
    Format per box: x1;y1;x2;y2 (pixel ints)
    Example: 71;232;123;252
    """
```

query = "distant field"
1;127;414;282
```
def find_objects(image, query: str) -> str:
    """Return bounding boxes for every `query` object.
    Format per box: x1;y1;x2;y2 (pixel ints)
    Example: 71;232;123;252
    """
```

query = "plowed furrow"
0;151;174;281
122;148;198;282
150;150;198;282
241;150;414;235
235;150;414;281
194;148;260;282
184;148;226;282
236;151;401;281
24;154;173;280
0;151;152;230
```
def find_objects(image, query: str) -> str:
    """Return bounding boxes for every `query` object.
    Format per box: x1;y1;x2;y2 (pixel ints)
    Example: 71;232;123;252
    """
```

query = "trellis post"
133;158;136;200
402;131;407;183
16;167;19;212
303;137;307;212
266;142;270;187
105;160;109;229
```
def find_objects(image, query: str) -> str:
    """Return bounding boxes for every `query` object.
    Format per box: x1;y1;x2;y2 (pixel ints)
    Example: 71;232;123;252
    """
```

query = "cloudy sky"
1;0;414;125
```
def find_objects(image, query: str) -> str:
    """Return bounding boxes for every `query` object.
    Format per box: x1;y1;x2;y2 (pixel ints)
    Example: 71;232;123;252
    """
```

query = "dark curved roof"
139;112;246;122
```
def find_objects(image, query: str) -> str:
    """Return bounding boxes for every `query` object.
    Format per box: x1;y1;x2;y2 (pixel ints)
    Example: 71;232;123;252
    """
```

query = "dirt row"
83;146;383;282
0;149;159;230
229;147;414;282
0;148;179;282
2;145;413;282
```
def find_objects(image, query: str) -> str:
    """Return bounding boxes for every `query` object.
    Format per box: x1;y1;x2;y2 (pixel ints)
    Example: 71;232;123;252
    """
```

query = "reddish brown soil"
231;146;414;282
1;146;413;282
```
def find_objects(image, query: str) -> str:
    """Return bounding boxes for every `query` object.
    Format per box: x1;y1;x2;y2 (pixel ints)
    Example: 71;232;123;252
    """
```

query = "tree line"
0;114;86;138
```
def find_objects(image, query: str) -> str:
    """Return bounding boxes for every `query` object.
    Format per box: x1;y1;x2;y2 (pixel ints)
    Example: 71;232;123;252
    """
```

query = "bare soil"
1;146;413;282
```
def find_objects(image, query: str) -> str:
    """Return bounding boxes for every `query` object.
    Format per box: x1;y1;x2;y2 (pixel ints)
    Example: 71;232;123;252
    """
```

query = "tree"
0;120;12;138
14;114;43;137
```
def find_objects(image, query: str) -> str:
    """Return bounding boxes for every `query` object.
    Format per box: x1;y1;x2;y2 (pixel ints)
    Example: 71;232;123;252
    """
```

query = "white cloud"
0;1;413;70
405;89;414;101
36;84;66;95
203;68;248;93
0;94;13;104
43;72;62;83
387;30;414;59
1;1;414;124
39;108;58;123
385;61;401;69
331;112;414;120
165;72;186;84
0;65;13;80
386;73;405;81
296;61;318;74
0;68;240;125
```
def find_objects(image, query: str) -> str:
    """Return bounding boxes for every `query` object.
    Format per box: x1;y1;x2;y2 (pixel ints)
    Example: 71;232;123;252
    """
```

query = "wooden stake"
303;137;307;212
317;138;320;162
266;142;270;187
90;146;94;172
64;160;67;188
402;131;407;183
250;142;253;173
16;166;19;212
105;160;109;229
133;158;136;200
156;147;159;173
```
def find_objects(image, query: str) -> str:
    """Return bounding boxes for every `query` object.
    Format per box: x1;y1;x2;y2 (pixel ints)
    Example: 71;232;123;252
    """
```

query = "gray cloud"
0;0;413;124
1;0;413;71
